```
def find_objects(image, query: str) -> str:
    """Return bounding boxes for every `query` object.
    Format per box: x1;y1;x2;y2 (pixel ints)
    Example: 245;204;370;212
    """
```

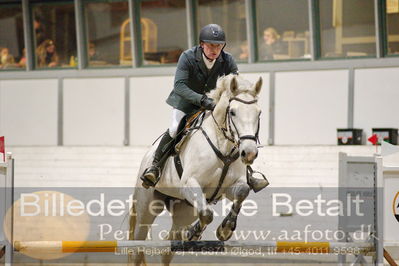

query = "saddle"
173;110;206;153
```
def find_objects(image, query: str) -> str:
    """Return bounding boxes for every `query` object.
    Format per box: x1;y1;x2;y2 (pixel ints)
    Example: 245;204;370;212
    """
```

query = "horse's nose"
246;152;257;163
241;150;257;165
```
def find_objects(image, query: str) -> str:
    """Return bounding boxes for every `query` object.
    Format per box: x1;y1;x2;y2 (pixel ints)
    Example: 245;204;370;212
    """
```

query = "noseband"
212;96;261;146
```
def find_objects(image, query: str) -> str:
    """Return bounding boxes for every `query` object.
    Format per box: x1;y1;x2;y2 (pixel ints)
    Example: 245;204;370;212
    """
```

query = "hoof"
216;221;235;241
184;229;202;241
181;228;189;241
216;215;237;241
184;222;203;241
199;208;213;225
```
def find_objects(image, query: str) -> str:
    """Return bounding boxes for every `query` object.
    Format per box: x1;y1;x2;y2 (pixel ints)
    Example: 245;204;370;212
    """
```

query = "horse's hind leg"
128;188;166;266
161;200;197;266
216;180;250;241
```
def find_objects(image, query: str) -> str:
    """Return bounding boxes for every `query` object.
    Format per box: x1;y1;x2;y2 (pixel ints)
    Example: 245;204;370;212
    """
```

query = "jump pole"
14;240;374;255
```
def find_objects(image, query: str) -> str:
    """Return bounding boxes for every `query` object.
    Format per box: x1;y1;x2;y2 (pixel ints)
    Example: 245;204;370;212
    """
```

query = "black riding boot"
141;130;174;188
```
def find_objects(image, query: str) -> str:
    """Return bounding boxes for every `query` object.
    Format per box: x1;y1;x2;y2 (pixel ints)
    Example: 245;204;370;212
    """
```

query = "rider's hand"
200;95;216;111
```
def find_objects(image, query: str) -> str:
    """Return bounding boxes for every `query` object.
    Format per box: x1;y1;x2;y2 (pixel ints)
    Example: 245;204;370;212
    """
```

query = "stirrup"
248;176;269;193
140;166;161;189
247;167;269;193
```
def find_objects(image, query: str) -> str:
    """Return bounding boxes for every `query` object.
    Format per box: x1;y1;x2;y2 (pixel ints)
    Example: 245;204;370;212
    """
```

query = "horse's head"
211;74;263;165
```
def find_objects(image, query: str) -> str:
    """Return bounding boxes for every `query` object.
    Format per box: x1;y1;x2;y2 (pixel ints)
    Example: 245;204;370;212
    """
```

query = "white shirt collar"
202;53;216;70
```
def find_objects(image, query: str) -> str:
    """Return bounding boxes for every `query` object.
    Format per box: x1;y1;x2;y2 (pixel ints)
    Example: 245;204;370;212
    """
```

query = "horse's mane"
207;74;258;104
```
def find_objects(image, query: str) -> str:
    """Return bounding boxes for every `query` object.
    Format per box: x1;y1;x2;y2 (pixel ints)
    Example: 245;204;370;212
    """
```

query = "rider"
141;24;268;192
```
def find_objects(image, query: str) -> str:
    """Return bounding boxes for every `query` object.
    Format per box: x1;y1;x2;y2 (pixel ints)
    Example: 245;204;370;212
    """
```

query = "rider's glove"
200;95;216;111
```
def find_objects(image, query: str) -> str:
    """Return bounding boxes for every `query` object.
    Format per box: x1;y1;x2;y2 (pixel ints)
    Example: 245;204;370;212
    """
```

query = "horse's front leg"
180;176;213;240
217;180;250;241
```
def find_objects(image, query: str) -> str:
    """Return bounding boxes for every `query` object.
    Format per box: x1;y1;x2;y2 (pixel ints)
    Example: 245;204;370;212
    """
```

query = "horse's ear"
230;76;238;95
254;77;262;95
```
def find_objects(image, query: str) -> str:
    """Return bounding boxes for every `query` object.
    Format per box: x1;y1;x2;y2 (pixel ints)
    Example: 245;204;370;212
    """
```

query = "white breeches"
168;108;186;138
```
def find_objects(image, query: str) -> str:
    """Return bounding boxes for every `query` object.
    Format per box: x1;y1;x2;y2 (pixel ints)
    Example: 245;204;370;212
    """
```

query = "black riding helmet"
199;24;226;44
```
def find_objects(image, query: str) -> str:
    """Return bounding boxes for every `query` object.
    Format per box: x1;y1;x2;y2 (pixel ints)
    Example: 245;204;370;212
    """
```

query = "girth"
174;127;239;204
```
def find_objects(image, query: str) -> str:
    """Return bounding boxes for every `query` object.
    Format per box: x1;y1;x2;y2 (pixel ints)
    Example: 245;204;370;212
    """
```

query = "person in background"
0;47;15;68
259;27;285;60
37;39;59;68
87;42;107;65
34;18;46;45
88;42;99;61
18;48;27;68
239;40;249;60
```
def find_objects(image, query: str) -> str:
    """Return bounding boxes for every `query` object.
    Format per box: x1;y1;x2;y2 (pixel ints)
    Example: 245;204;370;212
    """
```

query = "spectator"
37;39;59;68
0;47;15;68
87;42;107;65
239;40;249;60
88;42;99;61
259;27;285;60
18;48;27;68
34;18;46;45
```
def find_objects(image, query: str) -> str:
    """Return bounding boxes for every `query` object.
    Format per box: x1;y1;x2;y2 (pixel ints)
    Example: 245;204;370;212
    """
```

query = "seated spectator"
37;39;59;68
34;17;46;45
18;48;27;68
88;42;107;65
239;40;249;60
0;47;15;68
88;42;99;61
259;27;285;60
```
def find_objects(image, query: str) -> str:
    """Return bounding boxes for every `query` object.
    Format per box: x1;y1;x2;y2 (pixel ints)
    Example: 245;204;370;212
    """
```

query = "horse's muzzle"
240;150;258;165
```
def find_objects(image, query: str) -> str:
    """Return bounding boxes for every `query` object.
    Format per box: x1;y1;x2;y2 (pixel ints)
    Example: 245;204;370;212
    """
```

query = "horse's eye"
230;110;236;116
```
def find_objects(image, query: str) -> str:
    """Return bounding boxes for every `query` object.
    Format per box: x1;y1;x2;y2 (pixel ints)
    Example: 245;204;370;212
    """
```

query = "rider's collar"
202;53;216;70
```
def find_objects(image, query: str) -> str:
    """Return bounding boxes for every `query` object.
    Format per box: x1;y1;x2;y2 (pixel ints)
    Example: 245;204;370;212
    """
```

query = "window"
0;3;25;70
197;0;247;62
256;0;310;61
140;0;187;65
319;0;376;58
32;1;77;69
386;0;399;55
85;0;130;67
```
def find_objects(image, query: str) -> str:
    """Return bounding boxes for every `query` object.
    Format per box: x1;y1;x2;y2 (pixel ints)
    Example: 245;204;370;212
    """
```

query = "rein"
174;95;261;204
211;96;261;147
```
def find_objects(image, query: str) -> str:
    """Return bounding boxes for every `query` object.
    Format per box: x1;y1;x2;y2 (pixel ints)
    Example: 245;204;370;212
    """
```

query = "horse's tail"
128;199;137;240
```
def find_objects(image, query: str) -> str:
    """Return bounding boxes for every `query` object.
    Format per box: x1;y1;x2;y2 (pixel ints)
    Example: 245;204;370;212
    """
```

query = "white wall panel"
275;70;348;145
130;76;173;146
6;67;399;146
354;68;399;140
63;78;125;145
0;79;58;145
